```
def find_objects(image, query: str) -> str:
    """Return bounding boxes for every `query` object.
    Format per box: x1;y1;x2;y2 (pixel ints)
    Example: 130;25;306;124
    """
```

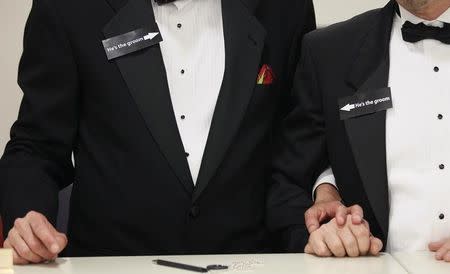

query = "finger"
349;221;370;256
14;218;56;260
55;233;68;252
444;251;450;262
429;239;447;252
335;206;348;226
28;213;60;254
435;242;450;260
369;236;383;256
304;243;314;254
48;226;68;254
323;228;346;257
45;222;68;251
309;231;332;257
4;240;30;265
338;225;360;257
349;205;364;224
7;229;44;263
305;209;322;233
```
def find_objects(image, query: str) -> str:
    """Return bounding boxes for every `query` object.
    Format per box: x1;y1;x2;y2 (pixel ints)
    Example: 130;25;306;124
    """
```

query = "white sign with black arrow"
102;27;163;60
338;87;393;120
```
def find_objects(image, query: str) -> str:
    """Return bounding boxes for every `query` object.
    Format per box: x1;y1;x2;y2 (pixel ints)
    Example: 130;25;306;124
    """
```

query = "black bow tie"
154;0;177;5
401;21;450;44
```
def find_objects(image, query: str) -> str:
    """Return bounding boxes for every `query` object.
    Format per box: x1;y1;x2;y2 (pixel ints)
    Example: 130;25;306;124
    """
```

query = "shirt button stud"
439;213;445;220
439;164;445;170
177;23;182;29
438;114;443;120
181;115;186;120
185;152;190;157
181;69;185;74
434;66;439;72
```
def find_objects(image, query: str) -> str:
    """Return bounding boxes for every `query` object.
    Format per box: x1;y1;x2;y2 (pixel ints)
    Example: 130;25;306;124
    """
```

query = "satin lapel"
103;0;194;194
344;1;396;238
192;0;266;202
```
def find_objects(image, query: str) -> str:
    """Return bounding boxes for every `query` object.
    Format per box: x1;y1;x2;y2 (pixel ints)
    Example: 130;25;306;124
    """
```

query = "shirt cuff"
312;167;337;200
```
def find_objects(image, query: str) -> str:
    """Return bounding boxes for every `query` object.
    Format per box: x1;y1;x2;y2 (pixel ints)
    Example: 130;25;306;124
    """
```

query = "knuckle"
26;211;37;218
27;211;44;221
7;228;16;239
309;234;319;243
14;218;24;228
310;230;322;240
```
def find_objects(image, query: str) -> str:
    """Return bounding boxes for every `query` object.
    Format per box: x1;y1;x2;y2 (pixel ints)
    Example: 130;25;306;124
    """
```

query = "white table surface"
13;253;408;274
393;251;450;274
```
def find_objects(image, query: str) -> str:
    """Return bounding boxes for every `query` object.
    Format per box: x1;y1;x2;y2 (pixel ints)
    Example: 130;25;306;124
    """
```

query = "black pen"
153;259;209;273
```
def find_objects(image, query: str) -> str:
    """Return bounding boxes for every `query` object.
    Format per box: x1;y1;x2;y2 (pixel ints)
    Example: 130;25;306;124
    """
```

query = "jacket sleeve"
0;0;79;233
284;0;316;102
267;32;330;252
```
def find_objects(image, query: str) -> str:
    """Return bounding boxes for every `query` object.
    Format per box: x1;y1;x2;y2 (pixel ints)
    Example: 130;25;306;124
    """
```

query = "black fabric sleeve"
285;0;316;102
0;0;79;233
267;34;329;252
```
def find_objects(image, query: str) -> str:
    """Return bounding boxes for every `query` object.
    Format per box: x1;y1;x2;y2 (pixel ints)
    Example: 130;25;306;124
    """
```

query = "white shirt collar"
172;0;193;11
398;4;450;27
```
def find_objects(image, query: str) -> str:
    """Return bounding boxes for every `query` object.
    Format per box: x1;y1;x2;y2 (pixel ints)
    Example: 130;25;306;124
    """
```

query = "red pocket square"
257;64;275;85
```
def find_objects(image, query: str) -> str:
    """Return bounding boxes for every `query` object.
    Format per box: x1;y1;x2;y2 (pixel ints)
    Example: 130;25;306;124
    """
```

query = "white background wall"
0;0;388;152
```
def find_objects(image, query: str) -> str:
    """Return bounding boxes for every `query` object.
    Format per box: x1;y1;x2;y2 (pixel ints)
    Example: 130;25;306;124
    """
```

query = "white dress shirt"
152;0;225;184
315;6;450;252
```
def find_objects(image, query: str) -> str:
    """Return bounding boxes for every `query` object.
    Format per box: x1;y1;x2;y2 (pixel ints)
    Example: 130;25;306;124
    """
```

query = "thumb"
305;209;322;233
304;243;314;254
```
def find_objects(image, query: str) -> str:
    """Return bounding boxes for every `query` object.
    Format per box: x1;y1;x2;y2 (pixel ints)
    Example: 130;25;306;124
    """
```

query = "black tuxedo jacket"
271;1;399;250
0;0;315;255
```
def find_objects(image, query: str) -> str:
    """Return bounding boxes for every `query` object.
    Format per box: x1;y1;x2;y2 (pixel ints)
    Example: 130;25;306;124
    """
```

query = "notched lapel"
344;60;390;238
343;1;396;238
193;0;266;202
103;0;194;194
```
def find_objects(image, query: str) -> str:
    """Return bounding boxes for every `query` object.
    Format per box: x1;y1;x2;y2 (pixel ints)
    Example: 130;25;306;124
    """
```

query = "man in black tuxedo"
0;0;315;264
271;0;450;261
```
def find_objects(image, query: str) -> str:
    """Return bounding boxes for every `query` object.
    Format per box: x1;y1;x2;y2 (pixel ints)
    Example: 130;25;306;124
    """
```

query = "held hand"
429;238;450;262
304;215;383;257
305;184;364;233
3;211;67;265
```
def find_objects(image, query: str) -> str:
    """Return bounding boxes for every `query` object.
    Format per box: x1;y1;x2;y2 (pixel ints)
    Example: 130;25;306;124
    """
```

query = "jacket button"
190;206;200;218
